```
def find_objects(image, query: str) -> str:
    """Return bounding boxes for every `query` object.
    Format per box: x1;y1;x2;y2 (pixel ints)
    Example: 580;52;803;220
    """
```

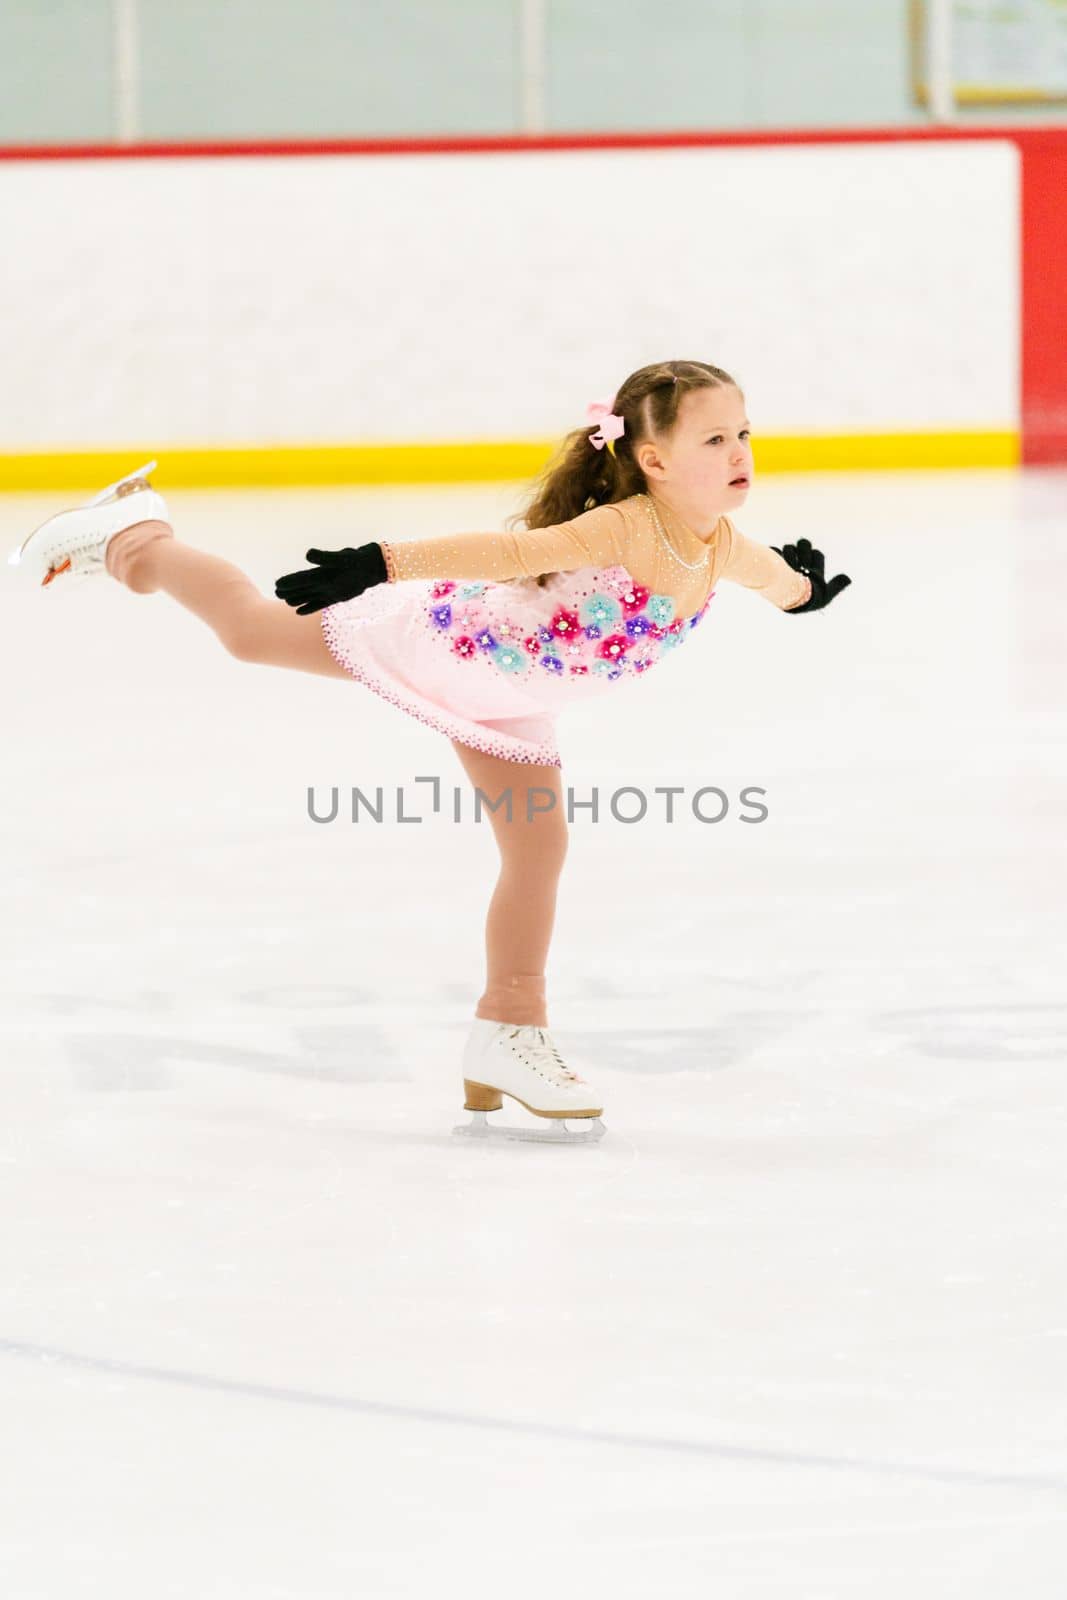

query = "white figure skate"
453;1018;607;1144
7;461;168;587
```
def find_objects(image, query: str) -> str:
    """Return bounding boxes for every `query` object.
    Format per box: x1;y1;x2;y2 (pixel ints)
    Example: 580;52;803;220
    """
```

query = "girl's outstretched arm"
275;502;629;613
718;524;850;613
380;501;628;585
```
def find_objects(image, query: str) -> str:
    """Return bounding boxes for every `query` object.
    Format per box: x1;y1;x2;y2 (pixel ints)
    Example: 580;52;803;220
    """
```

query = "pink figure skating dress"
320;490;809;766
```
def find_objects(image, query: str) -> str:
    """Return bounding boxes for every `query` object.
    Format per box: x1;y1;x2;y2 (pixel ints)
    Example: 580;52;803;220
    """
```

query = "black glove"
274;543;389;615
770;537;851;613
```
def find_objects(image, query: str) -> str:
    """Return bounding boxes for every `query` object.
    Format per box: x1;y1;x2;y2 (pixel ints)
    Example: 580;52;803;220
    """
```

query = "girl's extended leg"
450;738;569;1029
106;519;351;680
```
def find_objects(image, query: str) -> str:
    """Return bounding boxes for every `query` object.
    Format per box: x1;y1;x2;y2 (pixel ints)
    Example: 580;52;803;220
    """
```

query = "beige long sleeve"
380;502;629;585
378;492;812;618
717;522;811;610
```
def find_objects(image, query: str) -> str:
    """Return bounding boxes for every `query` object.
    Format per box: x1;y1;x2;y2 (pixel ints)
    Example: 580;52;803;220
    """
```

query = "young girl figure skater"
10;359;850;1145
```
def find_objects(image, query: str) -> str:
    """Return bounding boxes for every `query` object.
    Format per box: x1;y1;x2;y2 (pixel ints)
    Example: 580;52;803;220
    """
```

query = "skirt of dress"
319;576;564;766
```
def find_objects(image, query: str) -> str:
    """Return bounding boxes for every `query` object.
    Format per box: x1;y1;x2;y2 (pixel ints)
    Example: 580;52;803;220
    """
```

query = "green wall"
0;0;1062;144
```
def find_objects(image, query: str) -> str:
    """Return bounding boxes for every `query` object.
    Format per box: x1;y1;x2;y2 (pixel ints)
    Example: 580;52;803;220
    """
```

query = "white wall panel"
0;140;1019;448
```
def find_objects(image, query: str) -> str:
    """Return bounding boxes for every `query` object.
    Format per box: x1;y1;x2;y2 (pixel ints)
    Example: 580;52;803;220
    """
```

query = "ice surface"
0;470;1064;1597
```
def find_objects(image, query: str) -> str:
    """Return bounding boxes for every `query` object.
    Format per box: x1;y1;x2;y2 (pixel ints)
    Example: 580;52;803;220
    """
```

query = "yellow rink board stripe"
0;430;1019;491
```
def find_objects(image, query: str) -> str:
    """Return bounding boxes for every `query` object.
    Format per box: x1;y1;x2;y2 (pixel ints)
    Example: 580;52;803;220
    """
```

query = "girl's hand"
274;543;389;615
771;538;852;613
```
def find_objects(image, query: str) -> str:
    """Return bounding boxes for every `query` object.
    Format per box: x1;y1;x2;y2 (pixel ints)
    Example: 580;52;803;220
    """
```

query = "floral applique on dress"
422;565;714;687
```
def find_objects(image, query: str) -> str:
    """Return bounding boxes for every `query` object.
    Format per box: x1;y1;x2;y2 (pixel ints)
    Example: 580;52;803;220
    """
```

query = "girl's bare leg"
105;519;350;679
450;738;569;1029
111;527;566;1019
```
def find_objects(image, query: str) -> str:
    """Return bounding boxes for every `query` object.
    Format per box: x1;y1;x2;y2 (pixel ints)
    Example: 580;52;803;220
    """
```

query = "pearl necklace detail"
643;494;709;572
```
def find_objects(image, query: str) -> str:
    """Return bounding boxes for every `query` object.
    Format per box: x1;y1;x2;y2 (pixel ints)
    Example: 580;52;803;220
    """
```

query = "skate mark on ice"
0;1336;1063;1497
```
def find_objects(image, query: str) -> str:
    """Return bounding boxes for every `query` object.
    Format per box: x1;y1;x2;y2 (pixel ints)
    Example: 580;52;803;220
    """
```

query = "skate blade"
452;1111;606;1144
7;530;32;566
7;523;59;572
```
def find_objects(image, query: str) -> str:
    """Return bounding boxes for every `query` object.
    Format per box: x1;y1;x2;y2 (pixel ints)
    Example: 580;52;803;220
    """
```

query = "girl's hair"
505;358;740;586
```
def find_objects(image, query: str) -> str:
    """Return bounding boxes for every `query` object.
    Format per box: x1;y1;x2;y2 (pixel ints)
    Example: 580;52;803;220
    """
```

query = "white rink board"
0;140;1019;447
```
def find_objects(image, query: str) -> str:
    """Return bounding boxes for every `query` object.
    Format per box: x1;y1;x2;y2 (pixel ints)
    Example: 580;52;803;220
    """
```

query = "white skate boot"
453;1018;607;1144
7;461;168;587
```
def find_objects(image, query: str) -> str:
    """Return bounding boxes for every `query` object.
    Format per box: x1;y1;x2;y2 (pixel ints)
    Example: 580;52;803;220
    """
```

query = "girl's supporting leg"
450;738;569;1029
105;520;351;680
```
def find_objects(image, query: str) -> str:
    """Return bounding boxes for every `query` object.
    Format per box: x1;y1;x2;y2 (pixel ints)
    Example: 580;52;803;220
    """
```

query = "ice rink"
1;468;1064;1596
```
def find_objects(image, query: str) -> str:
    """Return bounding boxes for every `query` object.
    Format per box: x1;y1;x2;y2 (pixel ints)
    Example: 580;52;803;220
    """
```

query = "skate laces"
507;1024;584;1084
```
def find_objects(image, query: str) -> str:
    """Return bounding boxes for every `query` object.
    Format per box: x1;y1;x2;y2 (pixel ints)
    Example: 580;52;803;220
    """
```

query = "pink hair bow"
586;400;626;451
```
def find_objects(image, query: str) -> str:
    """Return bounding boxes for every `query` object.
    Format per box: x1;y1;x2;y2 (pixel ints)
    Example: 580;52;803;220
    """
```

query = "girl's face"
637;385;753;523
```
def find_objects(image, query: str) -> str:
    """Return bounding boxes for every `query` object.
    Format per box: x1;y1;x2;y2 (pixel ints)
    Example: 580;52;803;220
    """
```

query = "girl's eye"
708;431;750;443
